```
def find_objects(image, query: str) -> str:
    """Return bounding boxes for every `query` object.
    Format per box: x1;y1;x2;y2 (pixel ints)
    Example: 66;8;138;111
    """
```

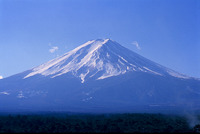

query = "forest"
0;113;199;133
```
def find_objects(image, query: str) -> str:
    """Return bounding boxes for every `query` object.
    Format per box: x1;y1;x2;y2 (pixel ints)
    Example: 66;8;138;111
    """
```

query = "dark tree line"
0;113;196;133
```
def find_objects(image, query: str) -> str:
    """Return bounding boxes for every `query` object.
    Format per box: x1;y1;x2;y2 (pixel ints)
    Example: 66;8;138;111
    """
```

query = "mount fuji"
0;39;200;113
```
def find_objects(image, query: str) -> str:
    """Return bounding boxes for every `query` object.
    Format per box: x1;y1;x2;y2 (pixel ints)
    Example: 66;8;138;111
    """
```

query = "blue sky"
0;0;199;78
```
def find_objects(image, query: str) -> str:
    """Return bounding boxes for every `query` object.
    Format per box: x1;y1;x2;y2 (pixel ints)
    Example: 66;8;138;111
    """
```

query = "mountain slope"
0;39;200;113
24;39;189;82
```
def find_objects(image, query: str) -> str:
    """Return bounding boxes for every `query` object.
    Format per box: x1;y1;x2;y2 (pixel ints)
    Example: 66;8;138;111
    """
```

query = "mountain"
0;39;200;113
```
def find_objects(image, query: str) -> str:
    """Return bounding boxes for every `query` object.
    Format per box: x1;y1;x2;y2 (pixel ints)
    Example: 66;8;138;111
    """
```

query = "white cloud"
132;41;141;50
0;76;3;79
49;46;59;53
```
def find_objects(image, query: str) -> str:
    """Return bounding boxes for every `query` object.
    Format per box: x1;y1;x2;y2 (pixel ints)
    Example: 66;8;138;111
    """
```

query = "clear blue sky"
0;0;199;78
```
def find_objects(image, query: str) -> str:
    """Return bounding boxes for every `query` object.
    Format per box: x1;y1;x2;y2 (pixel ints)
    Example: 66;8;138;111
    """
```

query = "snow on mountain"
24;39;190;83
0;39;199;113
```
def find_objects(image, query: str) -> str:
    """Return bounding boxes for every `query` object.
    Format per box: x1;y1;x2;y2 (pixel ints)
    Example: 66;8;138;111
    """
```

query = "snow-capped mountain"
24;39;189;82
0;39;200;113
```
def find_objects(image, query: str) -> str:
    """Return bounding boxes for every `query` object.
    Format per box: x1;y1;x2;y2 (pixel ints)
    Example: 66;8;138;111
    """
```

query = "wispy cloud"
0;76;3;79
132;41;141;50
49;46;59;53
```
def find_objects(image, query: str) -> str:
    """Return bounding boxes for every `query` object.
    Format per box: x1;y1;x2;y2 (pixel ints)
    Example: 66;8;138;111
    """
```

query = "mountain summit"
25;39;189;83
0;39;200;113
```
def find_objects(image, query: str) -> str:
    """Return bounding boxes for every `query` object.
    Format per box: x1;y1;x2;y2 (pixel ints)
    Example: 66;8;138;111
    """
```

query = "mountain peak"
24;39;190;82
70;38;110;54
94;38;109;42
88;38;115;47
91;38;111;47
2;39;199;113
89;38;113;47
